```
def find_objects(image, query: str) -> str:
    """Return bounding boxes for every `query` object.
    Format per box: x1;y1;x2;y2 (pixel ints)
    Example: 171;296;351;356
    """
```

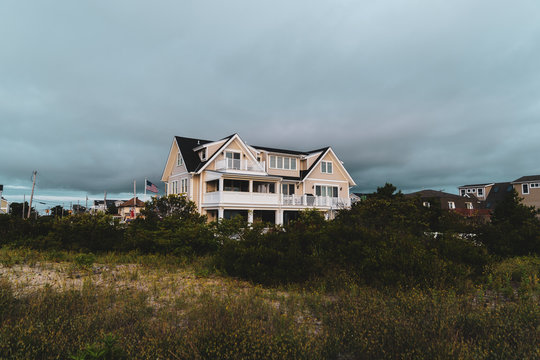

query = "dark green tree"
480;189;540;257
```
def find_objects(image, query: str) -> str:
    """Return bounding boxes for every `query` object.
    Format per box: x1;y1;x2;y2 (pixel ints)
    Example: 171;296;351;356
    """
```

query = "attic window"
321;161;333;174
199;148;207;161
448;201;455;209
522;183;529;195
477;188;483;196
460;189;466;196
177;152;183;166
466;202;473;209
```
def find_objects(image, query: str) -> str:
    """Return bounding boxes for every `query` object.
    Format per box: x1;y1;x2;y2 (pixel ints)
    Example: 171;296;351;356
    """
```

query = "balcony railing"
203;191;350;208
215;159;265;172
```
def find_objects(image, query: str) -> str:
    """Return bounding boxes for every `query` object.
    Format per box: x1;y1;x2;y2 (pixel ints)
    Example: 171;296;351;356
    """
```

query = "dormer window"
477;188;483;196
199;148;207;161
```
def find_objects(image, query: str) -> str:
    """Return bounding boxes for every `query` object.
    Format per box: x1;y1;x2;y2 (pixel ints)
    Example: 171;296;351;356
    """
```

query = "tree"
51;205;65;217
8;202;36;219
480;189;540;257
140;194;205;224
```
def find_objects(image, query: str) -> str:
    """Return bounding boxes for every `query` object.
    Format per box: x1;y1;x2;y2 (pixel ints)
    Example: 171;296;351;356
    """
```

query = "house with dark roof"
512;175;540;210
405;189;490;219
161;133;356;224
118;197;145;221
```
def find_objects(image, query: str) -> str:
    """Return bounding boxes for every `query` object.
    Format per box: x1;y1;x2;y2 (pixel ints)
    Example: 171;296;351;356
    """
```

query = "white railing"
203;191;350;208
282;195;350;208
215;159;265;172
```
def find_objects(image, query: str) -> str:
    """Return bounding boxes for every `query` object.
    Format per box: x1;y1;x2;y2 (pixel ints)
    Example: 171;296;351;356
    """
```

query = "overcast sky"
1;0;540;208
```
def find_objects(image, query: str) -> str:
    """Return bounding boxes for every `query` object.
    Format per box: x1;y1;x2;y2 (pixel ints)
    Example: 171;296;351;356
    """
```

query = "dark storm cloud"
1;0;540;196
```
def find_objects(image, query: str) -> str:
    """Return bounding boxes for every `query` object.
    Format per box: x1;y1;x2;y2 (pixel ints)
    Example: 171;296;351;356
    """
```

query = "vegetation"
1;188;540;358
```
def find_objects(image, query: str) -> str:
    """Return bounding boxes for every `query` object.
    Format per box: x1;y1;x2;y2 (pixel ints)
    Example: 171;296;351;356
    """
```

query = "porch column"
218;207;224;219
248;209;254;223
249;180;253;193
276;210;283;225
219;178;224;194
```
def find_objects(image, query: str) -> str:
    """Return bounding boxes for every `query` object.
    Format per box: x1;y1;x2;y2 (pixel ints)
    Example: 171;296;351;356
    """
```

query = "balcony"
202;191;350;209
215;159;265;173
282;195;350;208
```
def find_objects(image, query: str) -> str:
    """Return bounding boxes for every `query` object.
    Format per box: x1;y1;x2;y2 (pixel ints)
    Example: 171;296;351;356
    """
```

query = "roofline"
302;147;356;186
196;134;261;174
458;183;494;188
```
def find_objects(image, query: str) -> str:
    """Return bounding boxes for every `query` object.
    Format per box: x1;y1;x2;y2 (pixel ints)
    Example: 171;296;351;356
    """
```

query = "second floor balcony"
215;159;265;173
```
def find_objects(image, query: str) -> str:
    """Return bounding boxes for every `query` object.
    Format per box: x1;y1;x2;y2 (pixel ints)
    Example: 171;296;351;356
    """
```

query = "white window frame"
170;181;179;194
448;201;455;209
423;201;430;208
315;184;338;198
180;178;188;194
177;152;183;166
321;161;333;174
477;188;483;196
466;202;473;209
269;155;298;170
460;189;465;196
225;150;241;169
523;183;529;195
200;148;207;161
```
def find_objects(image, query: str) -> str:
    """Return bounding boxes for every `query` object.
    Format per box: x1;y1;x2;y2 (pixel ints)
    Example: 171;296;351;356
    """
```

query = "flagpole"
144;177;147;201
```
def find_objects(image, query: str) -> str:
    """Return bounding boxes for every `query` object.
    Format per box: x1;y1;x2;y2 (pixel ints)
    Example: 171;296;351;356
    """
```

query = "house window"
460;189;466;196
177;153;183;166
315;185;338;197
321;161;333;174
224;179;249;192
225;151;241;169
282;184;295;195
466;202;473;209
477;188;483;196
199;149;207;161
253;181;276;193
181;178;188;193
423;201;430;208
523;183;529;195
269;155;298;170
171;181;178;194
448;201;455;209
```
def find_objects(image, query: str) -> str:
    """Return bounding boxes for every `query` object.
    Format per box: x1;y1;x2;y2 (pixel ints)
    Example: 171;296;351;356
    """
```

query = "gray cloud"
1;0;540;197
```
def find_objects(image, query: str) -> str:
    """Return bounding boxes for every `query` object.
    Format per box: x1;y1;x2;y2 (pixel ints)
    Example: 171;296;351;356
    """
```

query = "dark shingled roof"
512;175;540;183
175;136;213;172
251;145;309;156
405;190;486;211
484;182;514;209
459;183;493;187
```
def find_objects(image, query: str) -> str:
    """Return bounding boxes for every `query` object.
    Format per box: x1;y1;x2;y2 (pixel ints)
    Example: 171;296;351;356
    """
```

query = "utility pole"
27;170;37;219
104;191;107;213
22;194;25;220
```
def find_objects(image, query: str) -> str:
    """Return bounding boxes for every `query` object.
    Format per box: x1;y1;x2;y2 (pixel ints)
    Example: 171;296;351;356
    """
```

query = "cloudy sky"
1;0;540;209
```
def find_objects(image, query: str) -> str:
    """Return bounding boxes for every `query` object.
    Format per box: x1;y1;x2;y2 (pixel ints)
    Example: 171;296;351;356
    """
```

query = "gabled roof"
174;136;214;172
405;190;486;210
118;197;145;208
459;183;494;188
512;175;540;183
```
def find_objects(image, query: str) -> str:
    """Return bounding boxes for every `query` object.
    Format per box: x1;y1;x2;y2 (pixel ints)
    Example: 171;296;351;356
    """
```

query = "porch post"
276;210;283;225
249;180;253;193
219;178;224;194
248;209;254;223
218;207;224;219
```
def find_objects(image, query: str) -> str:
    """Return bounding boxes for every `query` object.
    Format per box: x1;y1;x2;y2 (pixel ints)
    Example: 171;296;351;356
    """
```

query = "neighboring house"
512;175;540;210
91;200;125;213
483;182;514;211
117;197;145;221
457;183;494;200
406;190;490;219
161;133;356;224
0;197;9;215
350;192;368;204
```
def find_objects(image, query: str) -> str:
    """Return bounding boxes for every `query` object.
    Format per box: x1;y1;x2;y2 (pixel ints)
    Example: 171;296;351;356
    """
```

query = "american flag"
146;180;158;193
